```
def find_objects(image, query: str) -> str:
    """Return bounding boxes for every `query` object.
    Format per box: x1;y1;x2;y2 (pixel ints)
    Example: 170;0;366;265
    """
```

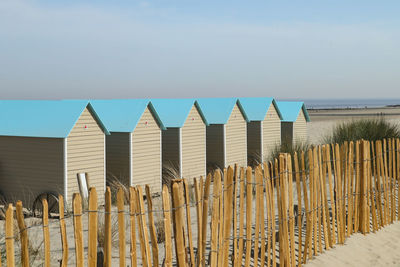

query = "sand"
304;221;400;267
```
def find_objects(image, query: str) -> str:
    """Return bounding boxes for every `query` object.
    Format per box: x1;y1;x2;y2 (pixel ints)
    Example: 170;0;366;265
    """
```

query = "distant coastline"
301;99;400;110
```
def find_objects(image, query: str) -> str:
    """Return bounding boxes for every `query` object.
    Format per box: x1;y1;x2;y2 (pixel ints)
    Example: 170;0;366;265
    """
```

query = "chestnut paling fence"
1;138;400;266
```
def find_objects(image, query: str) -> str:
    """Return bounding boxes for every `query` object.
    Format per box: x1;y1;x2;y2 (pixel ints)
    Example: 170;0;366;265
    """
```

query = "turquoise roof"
197;98;249;124
238;97;283;121
276;101;311;122
0;100;110;138
90;99;165;132
151;98;208;128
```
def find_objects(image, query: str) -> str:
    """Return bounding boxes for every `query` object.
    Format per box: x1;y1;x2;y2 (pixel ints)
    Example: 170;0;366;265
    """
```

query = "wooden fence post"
302;151;311;263
73;193;84;267
210;171;221;267
201;173;212;267
244;166;253;267
162;185;173;267
172;182;187;267
272;160;278;267
145;185;159;267
58;195;69;267
232;165;239;267
237;167;245;267
222;166;234;267
129;187;138;267
183;179;195;267
117;187;126;267
136;186;152;267
259;165;266;267
194;178;203;267
253;165;261;267
88;188;98;267
293;152;303;266
16;201;29;267
104;187;112;267
42;198;50;267
318;146;329;250
5;204;15;267
264;162;273;267
287;154;296;267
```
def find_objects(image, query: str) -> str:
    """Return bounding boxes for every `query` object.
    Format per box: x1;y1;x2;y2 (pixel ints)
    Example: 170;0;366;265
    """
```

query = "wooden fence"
1;138;400;266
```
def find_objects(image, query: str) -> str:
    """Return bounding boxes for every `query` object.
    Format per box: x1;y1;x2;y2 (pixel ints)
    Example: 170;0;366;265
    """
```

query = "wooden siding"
281;122;293;145
206;124;224;169
262;104;281;160
105;133;130;185
181;105;206;180
293;111;308;143
132;107;161;192
0;136;63;207
247;121;261;164
225;104;247;168
162;128;180;176
67;108;105;204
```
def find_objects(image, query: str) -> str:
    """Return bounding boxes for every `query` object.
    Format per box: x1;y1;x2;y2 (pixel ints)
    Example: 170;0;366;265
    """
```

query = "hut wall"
263;104;281;160
181;105;206;180
225;104;247;168
105;132;130;184
132;106;162;192
206;124;225;169
293;111;308;143
0;136;63;206
247;121;262;165
67;107;105;204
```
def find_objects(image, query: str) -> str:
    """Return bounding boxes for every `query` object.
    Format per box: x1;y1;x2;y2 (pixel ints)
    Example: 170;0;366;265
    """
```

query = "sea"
298;99;400;109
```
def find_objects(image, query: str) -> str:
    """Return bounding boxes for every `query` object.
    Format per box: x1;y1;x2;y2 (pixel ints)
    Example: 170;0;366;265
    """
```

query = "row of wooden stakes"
1;138;400;267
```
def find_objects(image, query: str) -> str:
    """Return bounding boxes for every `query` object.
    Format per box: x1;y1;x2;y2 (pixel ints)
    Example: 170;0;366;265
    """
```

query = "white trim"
204;126;207;177
63;138;68;204
223;124;227;168
179;128;183;178
260;121;264;163
104;135;106;191
129;133;133;186
244;121;248;167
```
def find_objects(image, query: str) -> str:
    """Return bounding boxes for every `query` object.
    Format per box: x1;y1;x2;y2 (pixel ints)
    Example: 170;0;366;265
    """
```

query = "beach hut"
91;99;164;192
276;101;311;144
151;99;208;180
0;100;109;206
197;98;249;169
239;97;283;163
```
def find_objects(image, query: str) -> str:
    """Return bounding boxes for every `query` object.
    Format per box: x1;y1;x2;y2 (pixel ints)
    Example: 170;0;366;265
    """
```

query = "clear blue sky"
1;0;399;99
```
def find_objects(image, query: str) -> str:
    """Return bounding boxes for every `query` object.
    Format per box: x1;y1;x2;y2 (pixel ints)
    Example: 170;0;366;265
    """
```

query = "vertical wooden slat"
259;165;266;267
397;139;400;221
183;180;195;267
237;167;246;267
73;193;84;267
129;187;138;267
325;145;336;246
42;199;50;267
162;185;173;267
392;139;396;222
136;186;152;267
172;182;187;267
280;154;290;266
318;146;329;250
5;204;15;267
287;154;296;267
294;152;303;266
334;144;343;243
244;166;253;267
232;165;239;267
145;185;159;267
301;151;311;264
210;171;221;267
321;146;332;247
272;160;278;267
369;143;378;232
194;178;203;266
264;163;273;267
308;148;316;256
222;166;234;267
217;171;224;267
88;188;98;267
389;139;394;223
354;141;361;232
117;187;126;267
253;166;261;267
16;201;29;267
314;148;322;253
201;173;211;267
346;143;353;237
383;139;389;225
58;195;68;267
104;187;112;267
276;158;283;266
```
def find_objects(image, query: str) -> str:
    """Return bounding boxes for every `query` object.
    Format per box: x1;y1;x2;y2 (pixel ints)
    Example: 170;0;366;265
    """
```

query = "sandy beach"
307;107;400;144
